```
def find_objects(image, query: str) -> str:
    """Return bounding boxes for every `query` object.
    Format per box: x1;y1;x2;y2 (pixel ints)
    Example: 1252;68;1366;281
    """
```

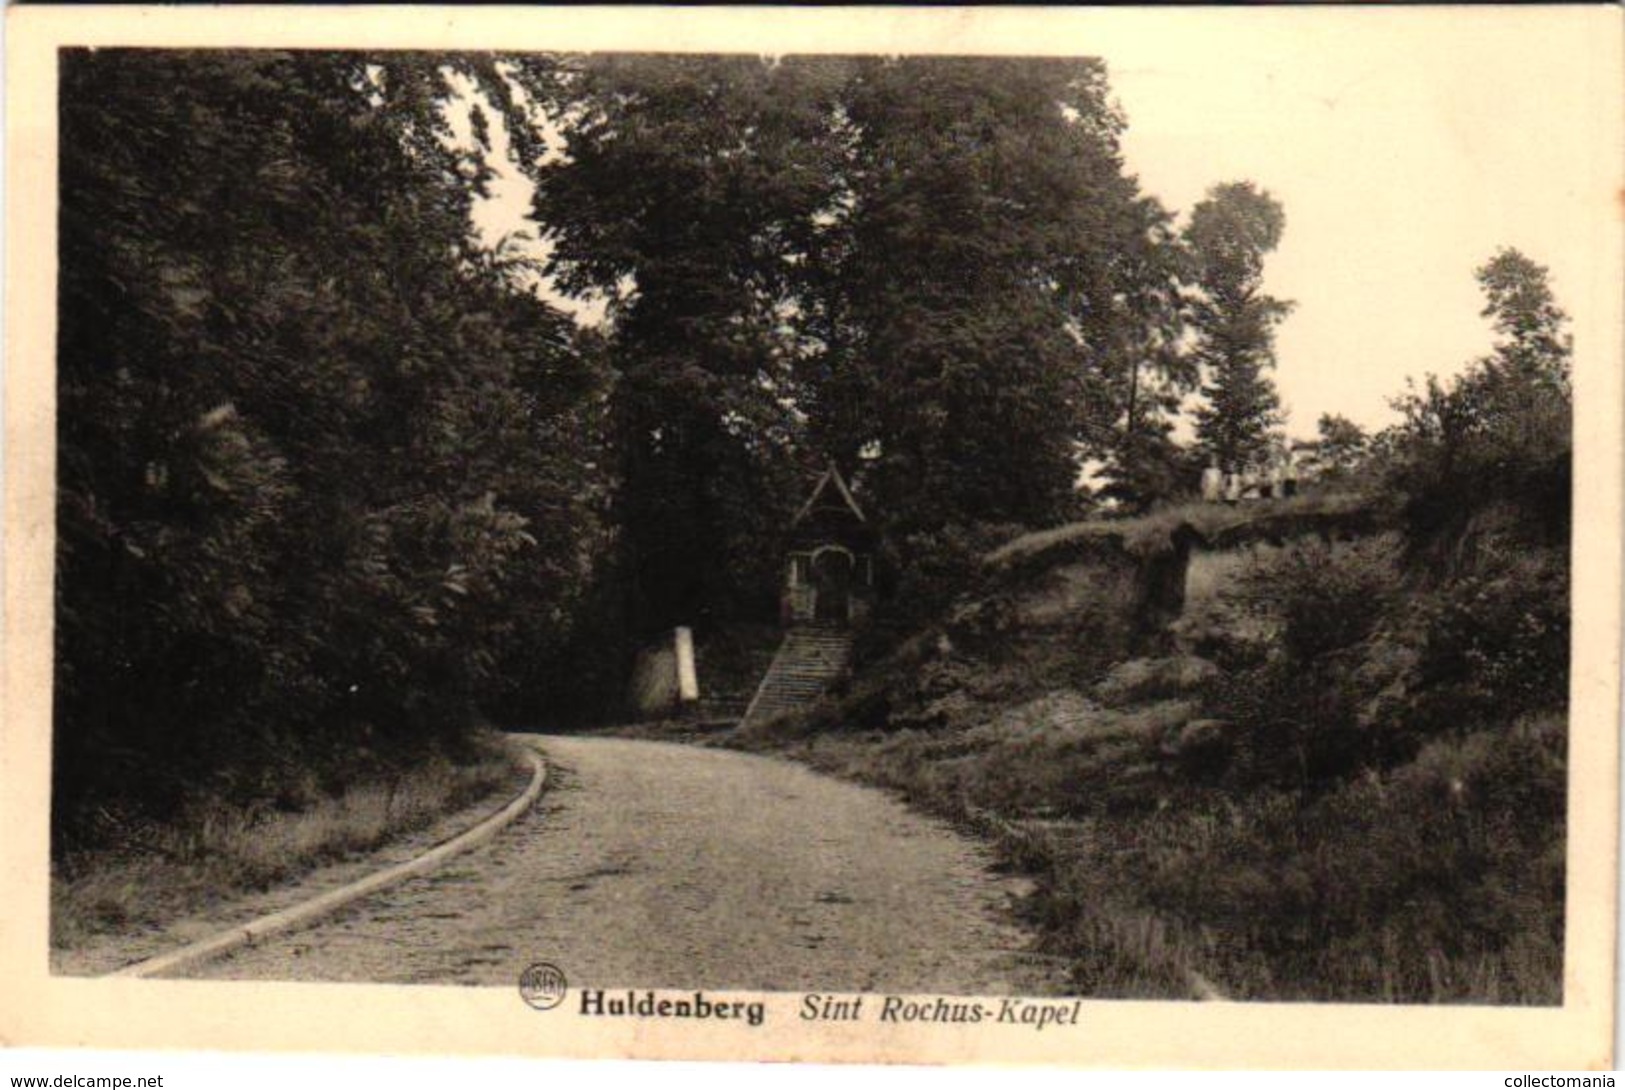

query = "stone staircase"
739;626;853;731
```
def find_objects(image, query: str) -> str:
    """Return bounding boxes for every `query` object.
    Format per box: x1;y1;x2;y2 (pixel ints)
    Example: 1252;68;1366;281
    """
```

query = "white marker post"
674;625;699;706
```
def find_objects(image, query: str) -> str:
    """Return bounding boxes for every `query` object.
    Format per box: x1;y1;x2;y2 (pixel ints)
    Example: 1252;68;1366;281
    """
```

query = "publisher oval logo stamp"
518;962;568;1011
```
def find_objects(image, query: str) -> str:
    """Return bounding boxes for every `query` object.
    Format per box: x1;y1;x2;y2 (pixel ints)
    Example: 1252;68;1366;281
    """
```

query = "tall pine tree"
1186;181;1292;469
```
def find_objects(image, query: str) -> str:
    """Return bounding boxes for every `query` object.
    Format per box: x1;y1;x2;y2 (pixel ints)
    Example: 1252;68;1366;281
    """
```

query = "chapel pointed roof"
792;461;866;527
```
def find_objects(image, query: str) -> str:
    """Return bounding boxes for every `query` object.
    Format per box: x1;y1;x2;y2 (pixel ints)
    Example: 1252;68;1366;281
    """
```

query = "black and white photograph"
3;5;1619;1071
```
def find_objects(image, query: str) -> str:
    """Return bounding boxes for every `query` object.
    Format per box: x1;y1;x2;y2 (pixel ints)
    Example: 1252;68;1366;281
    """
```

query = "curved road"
194;735;1062;993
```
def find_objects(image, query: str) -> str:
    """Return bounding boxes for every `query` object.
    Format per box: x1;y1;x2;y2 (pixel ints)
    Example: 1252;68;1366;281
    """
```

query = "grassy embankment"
51;731;520;950
726;492;1567;1003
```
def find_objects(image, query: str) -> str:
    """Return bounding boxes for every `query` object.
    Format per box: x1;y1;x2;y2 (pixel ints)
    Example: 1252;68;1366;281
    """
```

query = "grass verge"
51;731;518;950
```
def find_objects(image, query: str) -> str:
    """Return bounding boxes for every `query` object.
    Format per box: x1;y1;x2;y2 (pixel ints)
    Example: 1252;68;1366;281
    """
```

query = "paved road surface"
195;735;1062;993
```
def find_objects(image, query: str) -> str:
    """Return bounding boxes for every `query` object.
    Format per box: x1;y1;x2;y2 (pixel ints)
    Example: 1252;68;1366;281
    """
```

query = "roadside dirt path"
193;735;1063;993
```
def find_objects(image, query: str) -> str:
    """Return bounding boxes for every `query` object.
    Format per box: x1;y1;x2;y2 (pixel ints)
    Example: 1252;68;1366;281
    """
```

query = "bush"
1190;537;1402;789
1235;536;1401;663
861;521;1023;661
1403;543;1569;734
1199;524;1567;789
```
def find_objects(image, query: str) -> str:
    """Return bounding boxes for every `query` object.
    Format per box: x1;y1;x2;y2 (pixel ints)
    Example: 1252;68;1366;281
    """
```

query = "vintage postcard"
2;5;1620;1070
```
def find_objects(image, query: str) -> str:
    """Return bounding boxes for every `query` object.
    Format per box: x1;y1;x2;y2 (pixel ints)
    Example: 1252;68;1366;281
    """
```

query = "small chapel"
780;462;877;628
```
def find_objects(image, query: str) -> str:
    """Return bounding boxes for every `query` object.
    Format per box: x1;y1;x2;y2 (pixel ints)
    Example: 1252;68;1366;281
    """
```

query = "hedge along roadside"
108;737;550;979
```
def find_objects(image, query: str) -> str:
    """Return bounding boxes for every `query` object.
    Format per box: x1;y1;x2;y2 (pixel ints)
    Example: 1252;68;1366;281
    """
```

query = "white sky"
465;9;1619;439
1098;9;1618;436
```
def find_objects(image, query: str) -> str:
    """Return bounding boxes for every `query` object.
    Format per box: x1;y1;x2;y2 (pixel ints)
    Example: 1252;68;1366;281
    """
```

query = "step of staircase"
739;626;854;731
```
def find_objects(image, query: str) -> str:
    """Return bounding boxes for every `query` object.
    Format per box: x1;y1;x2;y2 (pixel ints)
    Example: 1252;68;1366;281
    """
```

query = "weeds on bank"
1125;716;1565;1003
51;735;517;949
735;636;1565;1004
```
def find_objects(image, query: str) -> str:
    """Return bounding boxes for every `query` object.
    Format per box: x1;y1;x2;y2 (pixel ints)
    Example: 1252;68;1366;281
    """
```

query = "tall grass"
51;734;517;949
1126;716;1565;1003
735;699;1564;1003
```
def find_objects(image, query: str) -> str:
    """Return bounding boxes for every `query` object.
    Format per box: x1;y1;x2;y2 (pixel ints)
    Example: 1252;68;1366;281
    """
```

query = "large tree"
1186;181;1293;469
1076;194;1195;509
813;56;1158;535
1316;413;1369;473
1474;247;1572;387
513;55;845;635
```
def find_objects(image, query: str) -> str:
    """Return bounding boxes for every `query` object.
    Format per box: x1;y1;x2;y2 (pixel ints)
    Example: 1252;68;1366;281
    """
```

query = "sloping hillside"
726;489;1567;1003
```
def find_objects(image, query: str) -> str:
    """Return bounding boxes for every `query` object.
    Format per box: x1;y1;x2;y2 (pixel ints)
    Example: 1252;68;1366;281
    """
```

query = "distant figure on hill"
1267;451;1285;499
1200;459;1224;503
1223;468;1242;505
1240;463;1261;501
1281;447;1299;498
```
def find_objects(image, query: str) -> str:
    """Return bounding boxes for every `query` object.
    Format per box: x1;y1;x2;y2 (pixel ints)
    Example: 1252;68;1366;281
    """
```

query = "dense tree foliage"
816;58;1143;534
499;55;1192;635
1186;182;1292;469
56;51;604;835
1315;413;1369;473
